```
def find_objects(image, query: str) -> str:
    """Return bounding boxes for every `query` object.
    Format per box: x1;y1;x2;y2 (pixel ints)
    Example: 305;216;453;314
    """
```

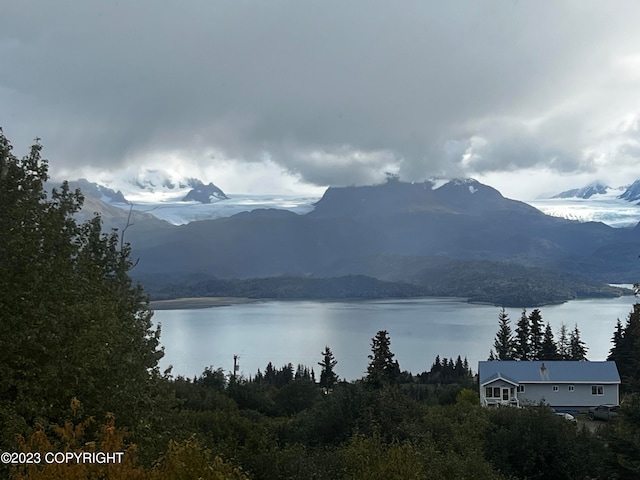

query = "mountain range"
551;180;640;202
78;169;229;204
63;175;636;307
55;173;640;306
69;171;640;229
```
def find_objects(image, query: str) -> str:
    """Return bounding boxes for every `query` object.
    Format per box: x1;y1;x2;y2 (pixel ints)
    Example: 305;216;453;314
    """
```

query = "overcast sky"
2;1;640;198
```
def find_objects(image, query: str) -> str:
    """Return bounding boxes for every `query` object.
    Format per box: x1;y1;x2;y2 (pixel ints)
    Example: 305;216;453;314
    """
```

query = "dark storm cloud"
2;1;640;188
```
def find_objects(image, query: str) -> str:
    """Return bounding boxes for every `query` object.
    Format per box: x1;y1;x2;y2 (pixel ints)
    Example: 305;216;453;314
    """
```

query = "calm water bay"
153;296;638;381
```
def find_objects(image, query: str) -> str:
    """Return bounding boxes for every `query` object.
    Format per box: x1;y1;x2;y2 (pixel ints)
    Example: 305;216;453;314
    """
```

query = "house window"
591;385;604;396
485;387;502;398
552;385;559;392
568;385;574;392
517;385;525;393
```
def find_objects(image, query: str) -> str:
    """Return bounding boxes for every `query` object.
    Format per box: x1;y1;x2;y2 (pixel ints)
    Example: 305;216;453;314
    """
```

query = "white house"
478;361;620;412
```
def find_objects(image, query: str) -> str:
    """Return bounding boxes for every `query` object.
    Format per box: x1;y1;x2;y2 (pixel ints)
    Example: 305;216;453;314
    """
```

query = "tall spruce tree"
569;324;588;361
608;318;625;362
528;309;544;360
557;323;570;360
493;308;515;360
318;346;338;391
514;308;531;360
366;330;400;388
608;305;640;392
539;322;559;360
0;130;169;450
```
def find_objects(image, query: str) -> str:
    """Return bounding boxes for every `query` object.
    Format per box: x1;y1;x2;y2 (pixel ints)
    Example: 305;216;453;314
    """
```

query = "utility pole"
233;354;239;381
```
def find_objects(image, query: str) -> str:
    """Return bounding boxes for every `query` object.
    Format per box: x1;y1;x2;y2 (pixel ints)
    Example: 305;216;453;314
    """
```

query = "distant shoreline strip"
150;297;258;310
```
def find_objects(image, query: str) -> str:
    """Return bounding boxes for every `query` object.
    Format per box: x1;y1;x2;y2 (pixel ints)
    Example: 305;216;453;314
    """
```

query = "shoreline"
149;290;632;311
150;297;259;310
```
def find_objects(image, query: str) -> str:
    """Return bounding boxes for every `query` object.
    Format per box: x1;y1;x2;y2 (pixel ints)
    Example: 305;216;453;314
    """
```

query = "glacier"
124;195;319;225
528;196;640;228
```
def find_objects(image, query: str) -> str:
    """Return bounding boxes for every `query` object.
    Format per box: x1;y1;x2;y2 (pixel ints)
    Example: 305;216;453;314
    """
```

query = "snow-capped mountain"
181;180;228;203
66;168;316;225
95;168;228;204
619;180;640;203
551;181;611;199
528;180;640;228
66;178;130;204
550;180;640;203
60;172;640;228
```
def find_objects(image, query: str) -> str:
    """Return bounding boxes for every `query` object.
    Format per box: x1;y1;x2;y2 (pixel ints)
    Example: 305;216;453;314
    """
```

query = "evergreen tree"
441;358;453;383
493;308;515;360
608;305;640;392
427;355;444;382
557;323;570;360
293;363;314;381
264;362;276;385
528;309;544;360
276;363;294;387
514;308;531;360
432;354;443;373
454;355;465;379
539;322;559;360
318;346;338;391
608;318;624;362
366;330;400;388
568;324;588;361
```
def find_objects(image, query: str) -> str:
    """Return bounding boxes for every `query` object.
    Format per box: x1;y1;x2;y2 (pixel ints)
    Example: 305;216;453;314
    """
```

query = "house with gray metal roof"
478;361;620;412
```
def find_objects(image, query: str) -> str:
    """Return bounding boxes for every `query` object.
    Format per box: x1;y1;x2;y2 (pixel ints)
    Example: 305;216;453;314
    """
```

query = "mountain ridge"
64;176;639;305
550;180;640;203
72;169;229;204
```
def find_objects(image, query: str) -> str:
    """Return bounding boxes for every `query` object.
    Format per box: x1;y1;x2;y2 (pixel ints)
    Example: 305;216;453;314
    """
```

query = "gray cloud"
2;1;640;191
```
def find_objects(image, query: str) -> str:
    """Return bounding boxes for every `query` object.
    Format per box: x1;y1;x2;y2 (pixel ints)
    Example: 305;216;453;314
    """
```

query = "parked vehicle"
554;412;577;423
588;404;619;421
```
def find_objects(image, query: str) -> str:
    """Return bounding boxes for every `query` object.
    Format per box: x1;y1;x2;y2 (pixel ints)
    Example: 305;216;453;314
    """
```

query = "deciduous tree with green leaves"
0;130;170;454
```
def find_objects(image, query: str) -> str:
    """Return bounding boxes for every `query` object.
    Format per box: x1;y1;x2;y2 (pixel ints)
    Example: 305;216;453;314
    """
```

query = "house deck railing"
484;397;519;408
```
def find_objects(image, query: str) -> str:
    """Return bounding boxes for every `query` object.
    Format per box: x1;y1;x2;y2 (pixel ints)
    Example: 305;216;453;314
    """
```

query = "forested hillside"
140;260;625;307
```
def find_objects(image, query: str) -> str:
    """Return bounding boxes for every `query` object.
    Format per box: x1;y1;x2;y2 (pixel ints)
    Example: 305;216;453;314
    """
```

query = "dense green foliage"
0;132;172;453
144;275;427;301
